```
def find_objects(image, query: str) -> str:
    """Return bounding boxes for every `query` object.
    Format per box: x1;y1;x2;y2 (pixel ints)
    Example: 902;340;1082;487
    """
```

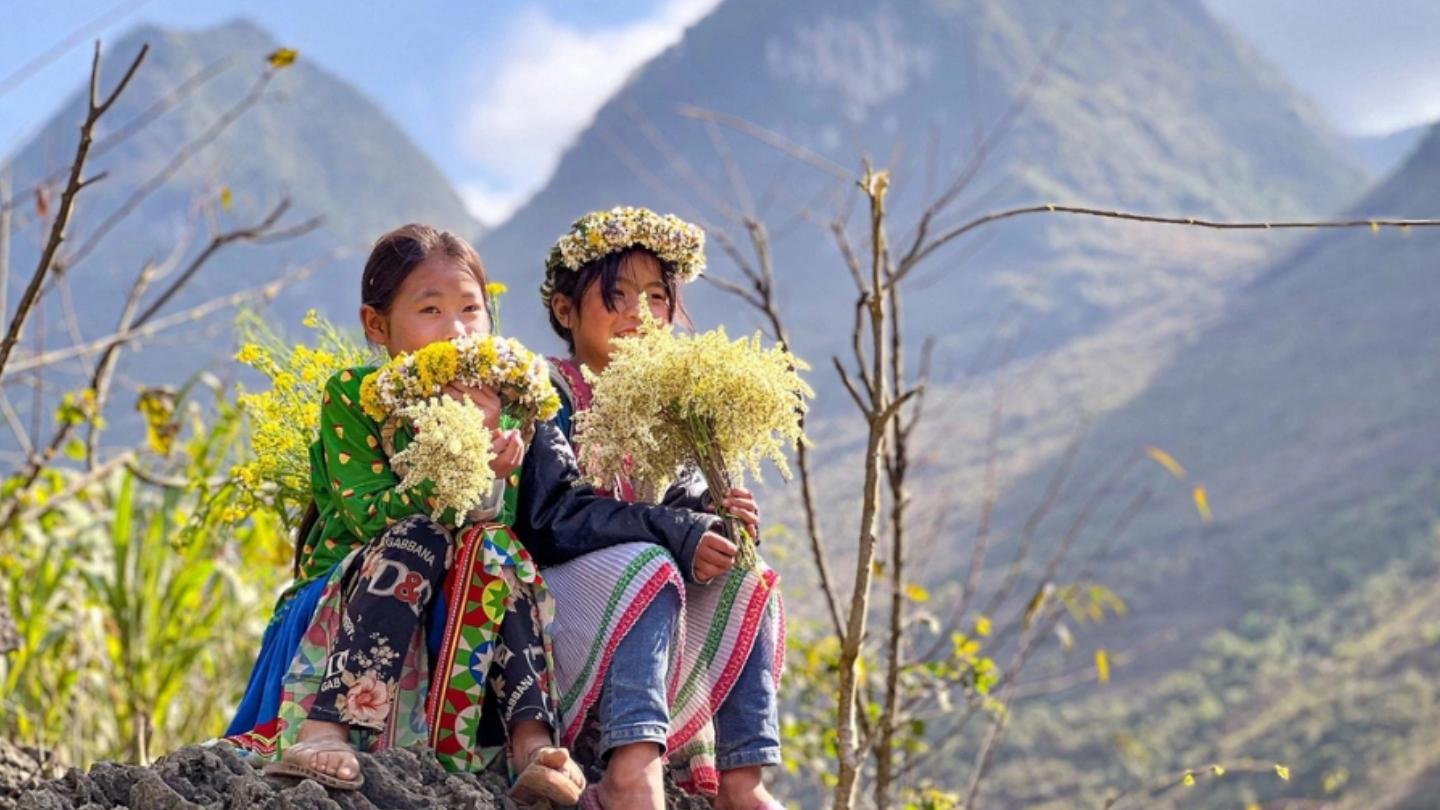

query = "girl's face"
553;251;671;372
360;256;490;357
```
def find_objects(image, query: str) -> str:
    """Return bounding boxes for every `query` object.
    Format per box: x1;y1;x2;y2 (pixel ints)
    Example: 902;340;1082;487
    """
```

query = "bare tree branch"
13;450;136;525
60;66;279;272
3;253;325;378
622;102;743;225
0;204;319;529
0;42;148;379
904;204;1440;278
2;56;238;221
983;431;1084;617
0;174;11;348
0;390;33;456
131;200;316;325
894;25;1069;284
702;119;757;220
84;259;156;469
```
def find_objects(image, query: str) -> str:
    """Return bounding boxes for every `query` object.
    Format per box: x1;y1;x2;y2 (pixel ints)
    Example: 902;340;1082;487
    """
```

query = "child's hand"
714;487;760;537
445;382;502;430
489;428;525;478
693;531;738;582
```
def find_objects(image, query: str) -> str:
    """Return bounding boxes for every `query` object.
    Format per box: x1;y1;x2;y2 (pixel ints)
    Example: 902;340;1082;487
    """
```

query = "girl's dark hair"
291;223;490;577
546;247;691;351
363;223;490;315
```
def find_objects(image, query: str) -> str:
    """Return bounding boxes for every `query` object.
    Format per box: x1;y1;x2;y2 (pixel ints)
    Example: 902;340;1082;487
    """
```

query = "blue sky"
3;1;1438;226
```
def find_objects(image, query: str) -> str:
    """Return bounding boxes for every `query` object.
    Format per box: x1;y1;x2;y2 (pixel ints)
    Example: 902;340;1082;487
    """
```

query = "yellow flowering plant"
231;309;371;526
359;333;560;521
573;312;813;566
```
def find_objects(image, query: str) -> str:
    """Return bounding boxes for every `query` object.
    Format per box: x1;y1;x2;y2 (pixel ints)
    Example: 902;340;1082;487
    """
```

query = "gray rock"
8;745;522;810
127;773;205;810
0;739;42;810
8;742;716;809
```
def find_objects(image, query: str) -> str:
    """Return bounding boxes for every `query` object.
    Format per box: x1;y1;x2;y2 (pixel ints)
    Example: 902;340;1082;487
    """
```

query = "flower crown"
541;206;706;309
359;334;561;430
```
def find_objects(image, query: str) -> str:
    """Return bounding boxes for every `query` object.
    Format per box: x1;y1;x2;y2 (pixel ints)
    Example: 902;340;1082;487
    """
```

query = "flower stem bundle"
575;315;813;566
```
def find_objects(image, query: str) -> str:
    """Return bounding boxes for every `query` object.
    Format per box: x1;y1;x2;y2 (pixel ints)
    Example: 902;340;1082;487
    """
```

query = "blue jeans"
598;588;782;771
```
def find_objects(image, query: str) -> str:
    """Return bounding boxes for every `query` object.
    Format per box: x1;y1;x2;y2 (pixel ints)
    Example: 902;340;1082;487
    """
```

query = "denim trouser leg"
713;599;782;771
597;586;680;756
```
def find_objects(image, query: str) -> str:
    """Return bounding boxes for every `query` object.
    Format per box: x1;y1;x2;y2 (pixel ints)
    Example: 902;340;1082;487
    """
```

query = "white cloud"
457;0;721;226
459;182;527;225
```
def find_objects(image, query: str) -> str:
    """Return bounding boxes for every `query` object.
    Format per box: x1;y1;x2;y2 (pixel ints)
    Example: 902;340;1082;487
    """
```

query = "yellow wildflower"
414;341;459;393
230;309;369;521
360;373;386;422
236;343;267;366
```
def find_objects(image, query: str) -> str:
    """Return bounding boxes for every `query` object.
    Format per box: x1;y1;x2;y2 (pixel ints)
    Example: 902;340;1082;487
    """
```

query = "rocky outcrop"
7;743;714;810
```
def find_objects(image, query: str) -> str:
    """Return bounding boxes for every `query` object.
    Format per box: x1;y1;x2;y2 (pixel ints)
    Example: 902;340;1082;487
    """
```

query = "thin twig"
623;102;741;225
131;200;312;325
60;67;278;272
679;104;854;182
85;259;157;469
905;205;1440;274
0;174;11;329
4;254;324;378
3;56;238;220
124;458;228;490
0;390;33;456
893;25;1069;285
13;451;135;525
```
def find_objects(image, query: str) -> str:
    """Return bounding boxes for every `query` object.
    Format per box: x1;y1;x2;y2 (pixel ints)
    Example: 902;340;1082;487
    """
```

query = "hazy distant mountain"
482;0;1364;376
1349;122;1430;178
1;20;481;440
969;123;1440;809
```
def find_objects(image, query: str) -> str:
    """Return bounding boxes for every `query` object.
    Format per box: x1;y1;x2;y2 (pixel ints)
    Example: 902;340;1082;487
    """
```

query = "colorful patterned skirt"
542;543;784;795
224;522;558;774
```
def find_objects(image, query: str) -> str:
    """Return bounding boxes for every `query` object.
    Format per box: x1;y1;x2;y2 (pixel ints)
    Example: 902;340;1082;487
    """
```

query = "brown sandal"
510;746;586;806
264;737;365;791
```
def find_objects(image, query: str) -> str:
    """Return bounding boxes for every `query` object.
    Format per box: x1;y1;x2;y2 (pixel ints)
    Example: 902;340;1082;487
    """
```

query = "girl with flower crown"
515;207;786;810
225;224;728;807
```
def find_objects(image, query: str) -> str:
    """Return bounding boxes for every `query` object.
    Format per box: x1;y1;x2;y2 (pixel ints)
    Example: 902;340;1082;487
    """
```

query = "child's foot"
598;742;666;810
264;719;363;790
510;745;586;806
714;765;780;810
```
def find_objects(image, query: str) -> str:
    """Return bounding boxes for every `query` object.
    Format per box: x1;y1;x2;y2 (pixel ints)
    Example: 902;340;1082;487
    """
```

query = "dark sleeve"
660;465;713;513
515;421;719;583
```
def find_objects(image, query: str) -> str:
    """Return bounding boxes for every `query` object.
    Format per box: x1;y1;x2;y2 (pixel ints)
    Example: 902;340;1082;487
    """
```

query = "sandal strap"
286;738;359;757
